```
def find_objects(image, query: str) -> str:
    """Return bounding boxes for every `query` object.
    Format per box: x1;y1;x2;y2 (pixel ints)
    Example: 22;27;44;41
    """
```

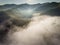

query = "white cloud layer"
4;14;60;45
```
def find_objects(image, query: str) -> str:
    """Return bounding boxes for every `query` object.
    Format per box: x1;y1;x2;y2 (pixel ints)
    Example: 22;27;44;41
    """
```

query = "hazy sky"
0;0;60;5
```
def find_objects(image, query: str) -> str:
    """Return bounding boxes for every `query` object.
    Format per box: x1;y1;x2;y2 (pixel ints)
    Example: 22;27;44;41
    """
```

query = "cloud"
26;0;34;4
0;14;59;45
0;11;60;45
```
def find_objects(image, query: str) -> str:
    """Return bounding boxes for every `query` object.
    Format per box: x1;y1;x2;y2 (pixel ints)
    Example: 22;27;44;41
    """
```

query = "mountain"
0;2;60;24
0;11;10;23
0;4;17;11
41;7;60;16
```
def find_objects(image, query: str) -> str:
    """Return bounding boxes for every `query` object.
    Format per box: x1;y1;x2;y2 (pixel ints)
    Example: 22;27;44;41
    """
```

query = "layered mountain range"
0;2;60;25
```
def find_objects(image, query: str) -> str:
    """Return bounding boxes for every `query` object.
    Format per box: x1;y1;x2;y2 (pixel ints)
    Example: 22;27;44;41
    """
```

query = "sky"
0;0;60;5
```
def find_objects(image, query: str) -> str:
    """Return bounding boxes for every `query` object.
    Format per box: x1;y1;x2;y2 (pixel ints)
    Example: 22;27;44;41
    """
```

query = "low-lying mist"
0;13;60;45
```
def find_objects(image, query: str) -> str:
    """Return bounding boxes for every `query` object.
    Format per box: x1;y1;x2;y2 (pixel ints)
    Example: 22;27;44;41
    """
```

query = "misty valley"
0;2;60;45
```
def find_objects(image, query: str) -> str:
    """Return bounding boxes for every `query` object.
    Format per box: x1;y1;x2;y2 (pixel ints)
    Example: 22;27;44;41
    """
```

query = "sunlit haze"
0;0;60;5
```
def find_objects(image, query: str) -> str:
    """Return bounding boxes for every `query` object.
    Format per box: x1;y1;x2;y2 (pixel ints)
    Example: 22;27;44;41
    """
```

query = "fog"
0;13;60;45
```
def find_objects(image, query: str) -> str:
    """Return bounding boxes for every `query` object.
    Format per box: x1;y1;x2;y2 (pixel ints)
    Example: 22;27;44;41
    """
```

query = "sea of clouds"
0;13;60;45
